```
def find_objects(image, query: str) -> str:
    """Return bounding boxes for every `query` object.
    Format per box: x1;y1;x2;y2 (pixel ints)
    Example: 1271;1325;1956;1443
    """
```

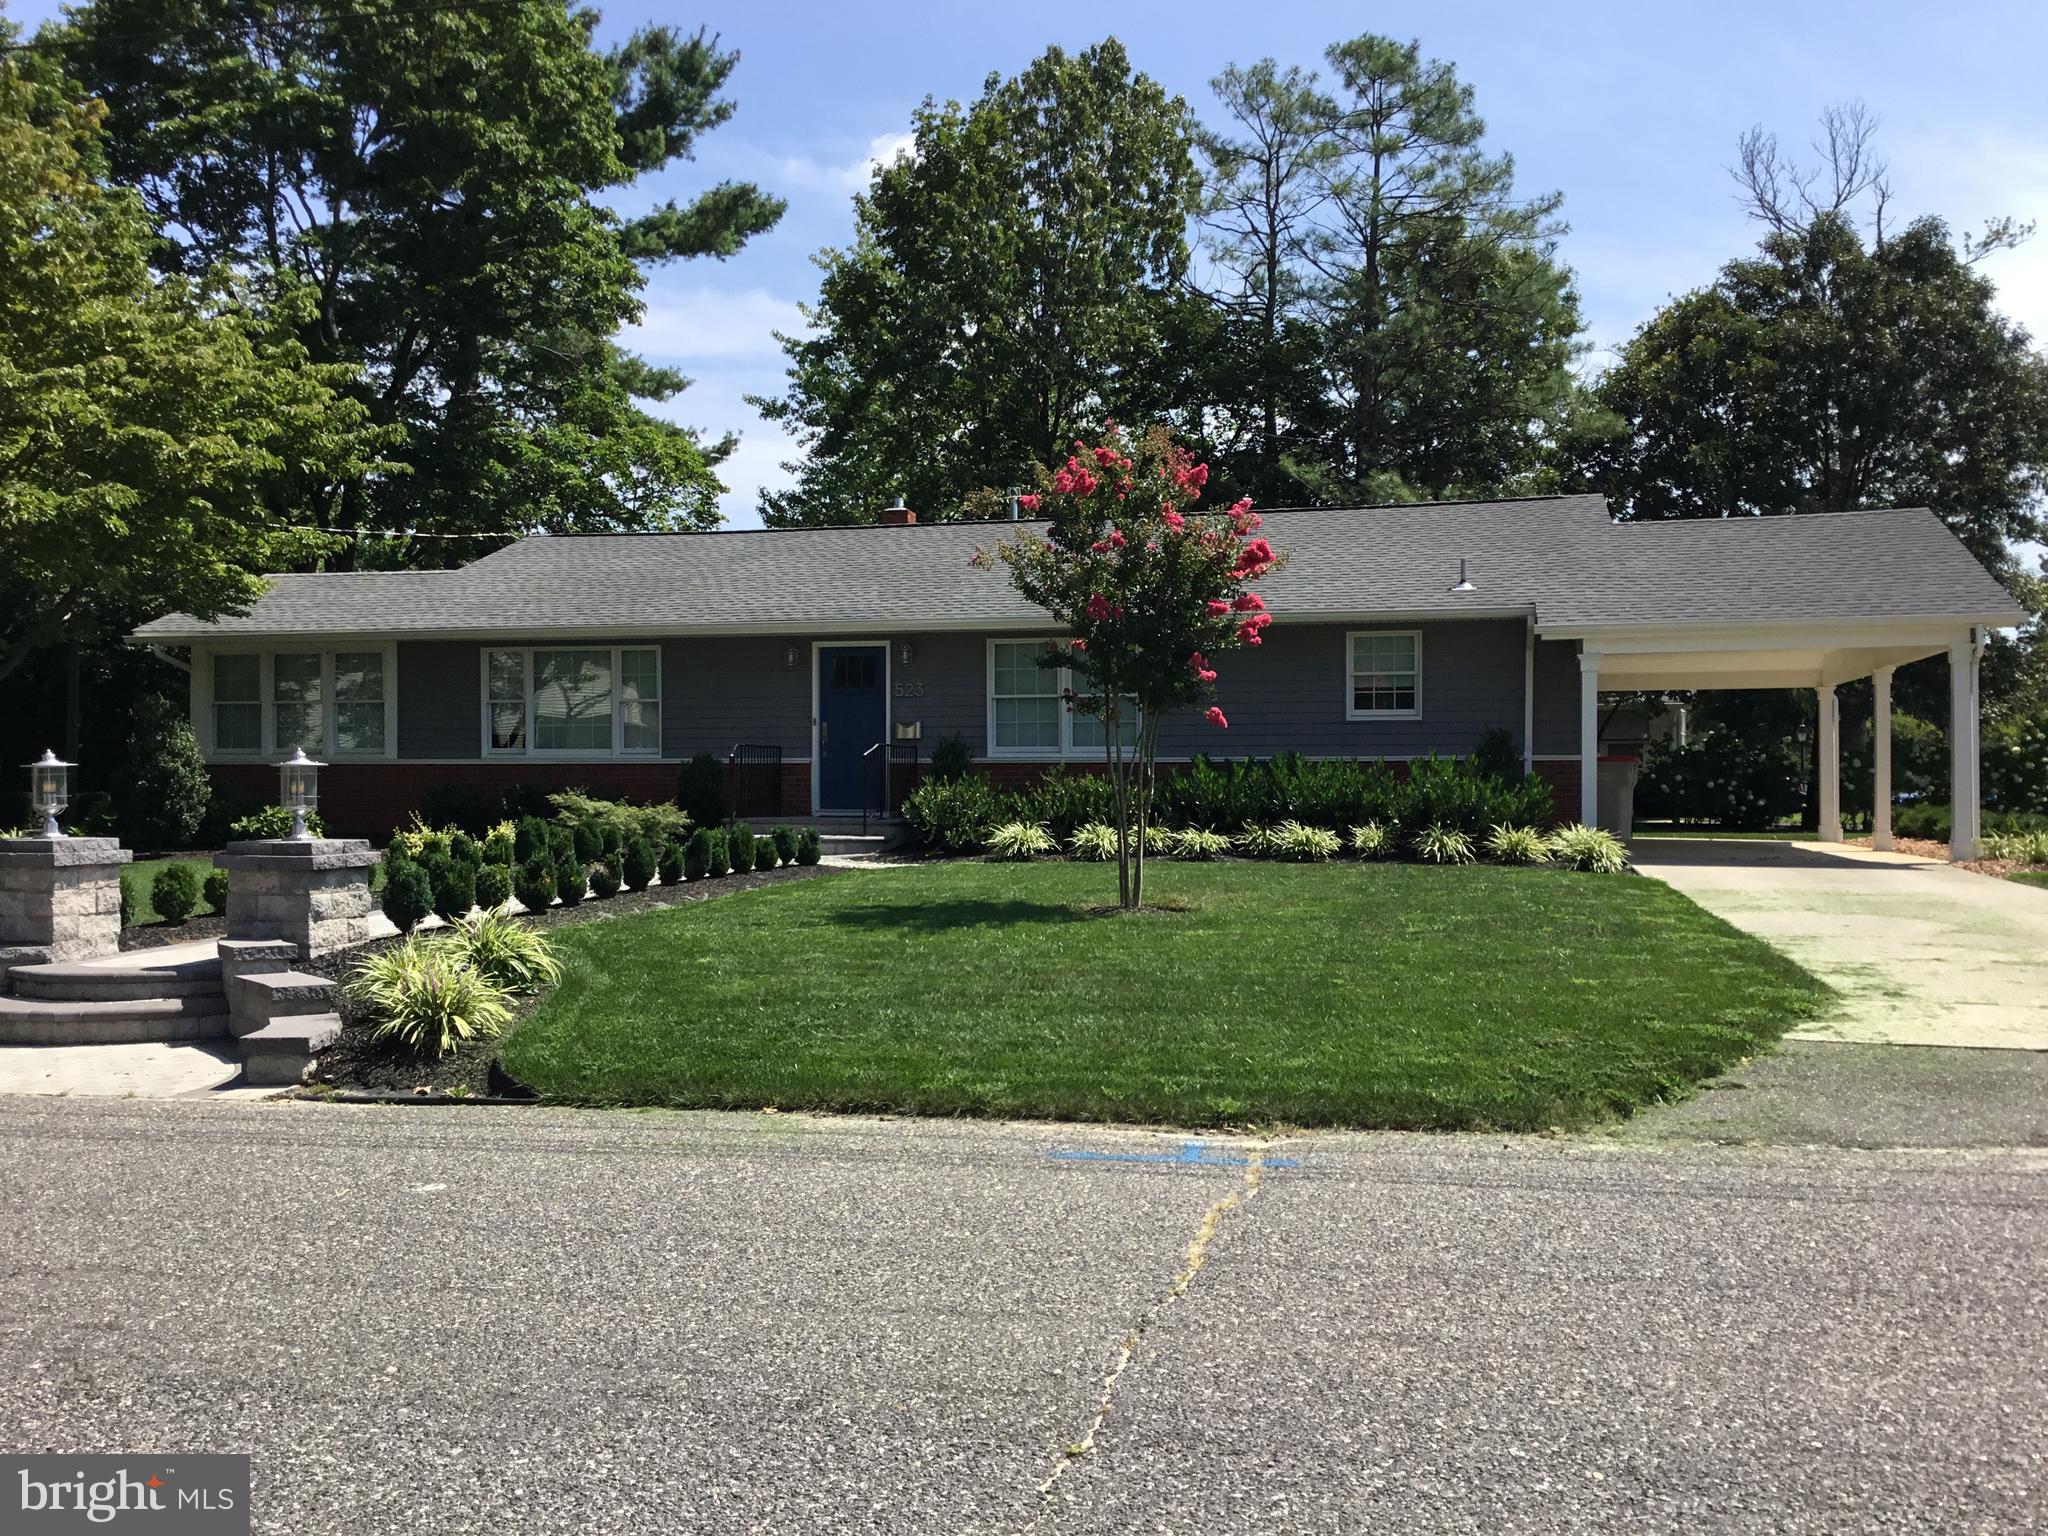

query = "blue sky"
15;0;2048;527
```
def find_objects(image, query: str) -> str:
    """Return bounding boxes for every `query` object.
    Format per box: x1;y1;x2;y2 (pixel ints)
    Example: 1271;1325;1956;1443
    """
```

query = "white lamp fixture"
27;749;73;839
278;747;324;841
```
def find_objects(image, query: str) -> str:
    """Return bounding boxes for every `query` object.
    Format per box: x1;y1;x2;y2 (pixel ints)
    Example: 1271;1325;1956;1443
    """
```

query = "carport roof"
129;494;2025;642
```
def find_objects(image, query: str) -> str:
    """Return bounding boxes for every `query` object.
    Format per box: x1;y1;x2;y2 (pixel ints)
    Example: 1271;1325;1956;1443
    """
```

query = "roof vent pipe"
1449;557;1476;594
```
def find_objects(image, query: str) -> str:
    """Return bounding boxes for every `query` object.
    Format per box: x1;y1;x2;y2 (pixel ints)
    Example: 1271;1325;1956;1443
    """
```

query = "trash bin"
1596;755;1640;837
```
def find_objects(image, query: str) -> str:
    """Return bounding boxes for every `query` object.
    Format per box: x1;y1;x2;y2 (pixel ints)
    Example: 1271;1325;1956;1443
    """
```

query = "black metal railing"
728;743;783;820
861;741;920;835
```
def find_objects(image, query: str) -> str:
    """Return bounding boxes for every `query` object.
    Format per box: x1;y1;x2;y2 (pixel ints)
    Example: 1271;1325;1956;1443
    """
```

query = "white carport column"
1816;684;1842;843
1950;634;1981;860
1871;666;1894;851
1577;650;1599;827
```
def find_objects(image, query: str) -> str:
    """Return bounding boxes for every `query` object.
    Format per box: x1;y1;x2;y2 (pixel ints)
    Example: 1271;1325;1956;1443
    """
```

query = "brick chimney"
877;498;917;526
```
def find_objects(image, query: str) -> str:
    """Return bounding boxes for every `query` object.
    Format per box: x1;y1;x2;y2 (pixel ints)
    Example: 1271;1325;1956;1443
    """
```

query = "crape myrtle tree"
977;424;1285;909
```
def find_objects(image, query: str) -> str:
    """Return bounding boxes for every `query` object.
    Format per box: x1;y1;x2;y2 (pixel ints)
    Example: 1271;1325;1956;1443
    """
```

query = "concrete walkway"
1633;838;2048;1050
0;1039;249;1097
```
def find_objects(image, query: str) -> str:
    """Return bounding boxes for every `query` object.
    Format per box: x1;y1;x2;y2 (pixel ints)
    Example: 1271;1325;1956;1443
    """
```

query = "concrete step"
238;1012;342;1087
8;955;224;1003
0;993;230;1045
230;971;339;1036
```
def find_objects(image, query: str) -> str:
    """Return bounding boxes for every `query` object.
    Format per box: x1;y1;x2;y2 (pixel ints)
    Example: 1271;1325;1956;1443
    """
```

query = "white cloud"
710;428;797;530
767;130;917;195
621;286;809;363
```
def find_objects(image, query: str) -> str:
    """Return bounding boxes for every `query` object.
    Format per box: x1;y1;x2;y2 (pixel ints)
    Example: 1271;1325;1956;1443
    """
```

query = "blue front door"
817;645;887;811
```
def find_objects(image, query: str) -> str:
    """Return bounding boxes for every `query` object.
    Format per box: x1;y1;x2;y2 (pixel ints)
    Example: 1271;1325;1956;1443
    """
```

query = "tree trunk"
1107;707;1130;909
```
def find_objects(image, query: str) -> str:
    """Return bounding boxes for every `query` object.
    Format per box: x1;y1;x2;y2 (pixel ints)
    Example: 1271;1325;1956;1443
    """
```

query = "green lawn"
2009;871;2048;891
121;856;218;926
500;862;1828;1130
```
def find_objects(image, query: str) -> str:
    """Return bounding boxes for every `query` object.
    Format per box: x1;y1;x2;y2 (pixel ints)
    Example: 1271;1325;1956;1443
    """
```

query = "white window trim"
984;638;1139;760
1345;629;1424;721
193;644;398;762
479;645;663;759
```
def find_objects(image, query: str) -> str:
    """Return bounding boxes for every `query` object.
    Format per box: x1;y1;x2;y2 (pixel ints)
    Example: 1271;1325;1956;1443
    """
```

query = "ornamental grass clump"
1233;823;1281;858
1273;819;1342;862
344;936;512;1057
986;821;1055;861
1413;823;1477;865
450;907;563;995
1069;821;1120;861
1547;823;1632;874
1162;827;1231;860
1982;829;2048;863
1348;821;1392;859
1485;824;1549;865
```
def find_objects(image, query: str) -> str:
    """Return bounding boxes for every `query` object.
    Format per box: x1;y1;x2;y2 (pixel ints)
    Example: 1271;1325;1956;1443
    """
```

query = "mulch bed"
121;913;228;952
298;862;836;1098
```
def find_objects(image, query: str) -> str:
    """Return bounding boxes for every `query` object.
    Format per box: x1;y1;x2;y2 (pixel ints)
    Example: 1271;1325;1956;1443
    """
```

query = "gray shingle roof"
128;494;2024;642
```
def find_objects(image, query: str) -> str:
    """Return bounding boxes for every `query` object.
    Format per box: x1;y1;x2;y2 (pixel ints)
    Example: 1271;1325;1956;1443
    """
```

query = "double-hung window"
484;646;662;757
987;640;1138;757
1347;631;1422;719
206;649;391;757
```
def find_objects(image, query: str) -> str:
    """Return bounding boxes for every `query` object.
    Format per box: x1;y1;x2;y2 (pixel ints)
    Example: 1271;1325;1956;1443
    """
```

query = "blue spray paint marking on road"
1050;1140;1300;1169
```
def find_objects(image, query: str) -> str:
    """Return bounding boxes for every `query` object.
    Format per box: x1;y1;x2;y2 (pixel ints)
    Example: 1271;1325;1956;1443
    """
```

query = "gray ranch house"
129;494;2023;857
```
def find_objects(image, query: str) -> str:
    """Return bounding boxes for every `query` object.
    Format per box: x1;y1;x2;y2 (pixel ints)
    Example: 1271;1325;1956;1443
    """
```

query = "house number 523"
893;681;925;698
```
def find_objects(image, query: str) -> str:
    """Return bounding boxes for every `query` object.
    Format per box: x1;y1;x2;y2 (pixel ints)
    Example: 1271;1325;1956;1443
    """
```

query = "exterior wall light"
27;750;73;839
279;747;324;840
899;638;916;666
785;643;800;670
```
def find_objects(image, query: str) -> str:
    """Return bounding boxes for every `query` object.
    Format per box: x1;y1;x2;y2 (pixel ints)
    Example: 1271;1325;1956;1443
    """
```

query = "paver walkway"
1633;838;2048;1050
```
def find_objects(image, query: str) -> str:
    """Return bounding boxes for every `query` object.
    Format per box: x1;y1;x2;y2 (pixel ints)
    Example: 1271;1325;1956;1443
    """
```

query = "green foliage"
676;754;728;829
1412;823;1477;865
429;857;476;923
656;838;685;886
548;825;575;865
57;1;782;551
1068;822;1120;861
150;861;201;922
1349;822;1393;859
1012;767;1120;840
202;867;229;912
380;859;434;933
705;828;731;877
795;828;822;866
622;835;657;891
1233;823;1281;858
1986;706;2048;814
1471;727;1522;784
482;824;517;867
928;735;975;782
1638;734;1804;831
1485;824;1549;865
683;828;712;881
553;857;587;907
447;830;482;868
119;876;133;929
1893;804;2048;843
728;822;756;874
1981;829;2048;863
985;821;1055;861
450;908;563;995
1547;823;1631;874
1274;819;1342;861
571;821;603;864
904;776;1006;854
757;41;1199;525
589;857;622;899
1162;827;1231;860
771;825;799;866
112;696;211;849
514;816;551;864
344;936;512;1057
513;857;557;914
417;783;502;836
474;863;512;913
229;804;328;840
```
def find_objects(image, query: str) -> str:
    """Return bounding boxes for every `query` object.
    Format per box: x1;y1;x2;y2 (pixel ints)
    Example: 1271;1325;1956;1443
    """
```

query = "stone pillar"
1871;666;1894;851
0;837;131;966
214;839;379;958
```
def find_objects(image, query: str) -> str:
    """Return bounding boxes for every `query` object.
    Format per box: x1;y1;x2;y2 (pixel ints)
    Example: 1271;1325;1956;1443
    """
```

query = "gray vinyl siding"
389;622;1579;765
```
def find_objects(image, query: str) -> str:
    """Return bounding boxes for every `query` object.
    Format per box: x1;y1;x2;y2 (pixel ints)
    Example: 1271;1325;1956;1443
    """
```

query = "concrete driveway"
2;1097;2043;1534
1632;839;2048;1051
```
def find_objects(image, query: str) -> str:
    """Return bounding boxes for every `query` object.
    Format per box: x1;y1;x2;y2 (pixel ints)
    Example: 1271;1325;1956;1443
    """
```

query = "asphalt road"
1;1096;2042;1534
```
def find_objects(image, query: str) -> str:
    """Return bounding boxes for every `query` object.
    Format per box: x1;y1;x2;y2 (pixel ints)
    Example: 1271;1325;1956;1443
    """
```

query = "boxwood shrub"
151;863;201;924
729;825;757;874
553;856;587;907
202;867;229;913
513;857;556;913
772;824;799;866
589;857;622;899
622;835;657;891
656;837;685;886
795;828;822;866
381;859;434;932
474;862;513;913
705;828;730;877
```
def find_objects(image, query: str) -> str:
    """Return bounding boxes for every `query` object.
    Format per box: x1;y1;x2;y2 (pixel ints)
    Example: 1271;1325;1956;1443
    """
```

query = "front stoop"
0;954;230;1044
238;1013;342;1086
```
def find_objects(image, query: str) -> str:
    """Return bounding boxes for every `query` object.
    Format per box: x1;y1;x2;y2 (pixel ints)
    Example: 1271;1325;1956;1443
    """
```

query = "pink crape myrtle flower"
1231;592;1265;613
1205;599;1230;615
1017;494;1041;512
1205;706;1229;729
1085;594;1115;621
1161;508;1185;532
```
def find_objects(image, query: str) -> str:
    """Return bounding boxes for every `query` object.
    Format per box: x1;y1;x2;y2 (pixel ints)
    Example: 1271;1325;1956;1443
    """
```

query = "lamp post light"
278;747;324;841
26;750;73;839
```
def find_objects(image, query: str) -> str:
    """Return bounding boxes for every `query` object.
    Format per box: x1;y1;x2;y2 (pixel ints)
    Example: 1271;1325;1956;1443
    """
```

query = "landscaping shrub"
202;868;230;912
1413;823;1477;865
1274;820;1342;862
1069;822;1119;861
1471;725;1522;784
1349;822;1392;859
904;776;1006;853
1013;767;1118;839
1155;755;1267;829
1986;705;2048;814
151;862;201;923
119;879;134;929
706;828;731;877
683;828;713;880
344;936;511;1056
657;838;685;885
114;695;211;850
450;908;563;995
430;856;477;923
1397;757;1498;839
601;823;624;858
514;815;551;863
1637;733;1804;830
513;857;557;913
64;789;117;837
500;782;556;823
418;782;502;836
553;856;587;906
474;863;513;913
380;859;434;933
772;825;799;866
985;821;1055;860
1485;824;1549;865
1548;823;1631;874
928;733;974;782
622;835;657;891
482;822;516;866
571;820;603;864
728;824;758;873
229;803;328;840
448;830;482;867
677;752;728;829
1233;823;1281;858
589;857;622;899
1981;829;2048;863
1163;827;1230;860
795;829;822;866
548;825;574;864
